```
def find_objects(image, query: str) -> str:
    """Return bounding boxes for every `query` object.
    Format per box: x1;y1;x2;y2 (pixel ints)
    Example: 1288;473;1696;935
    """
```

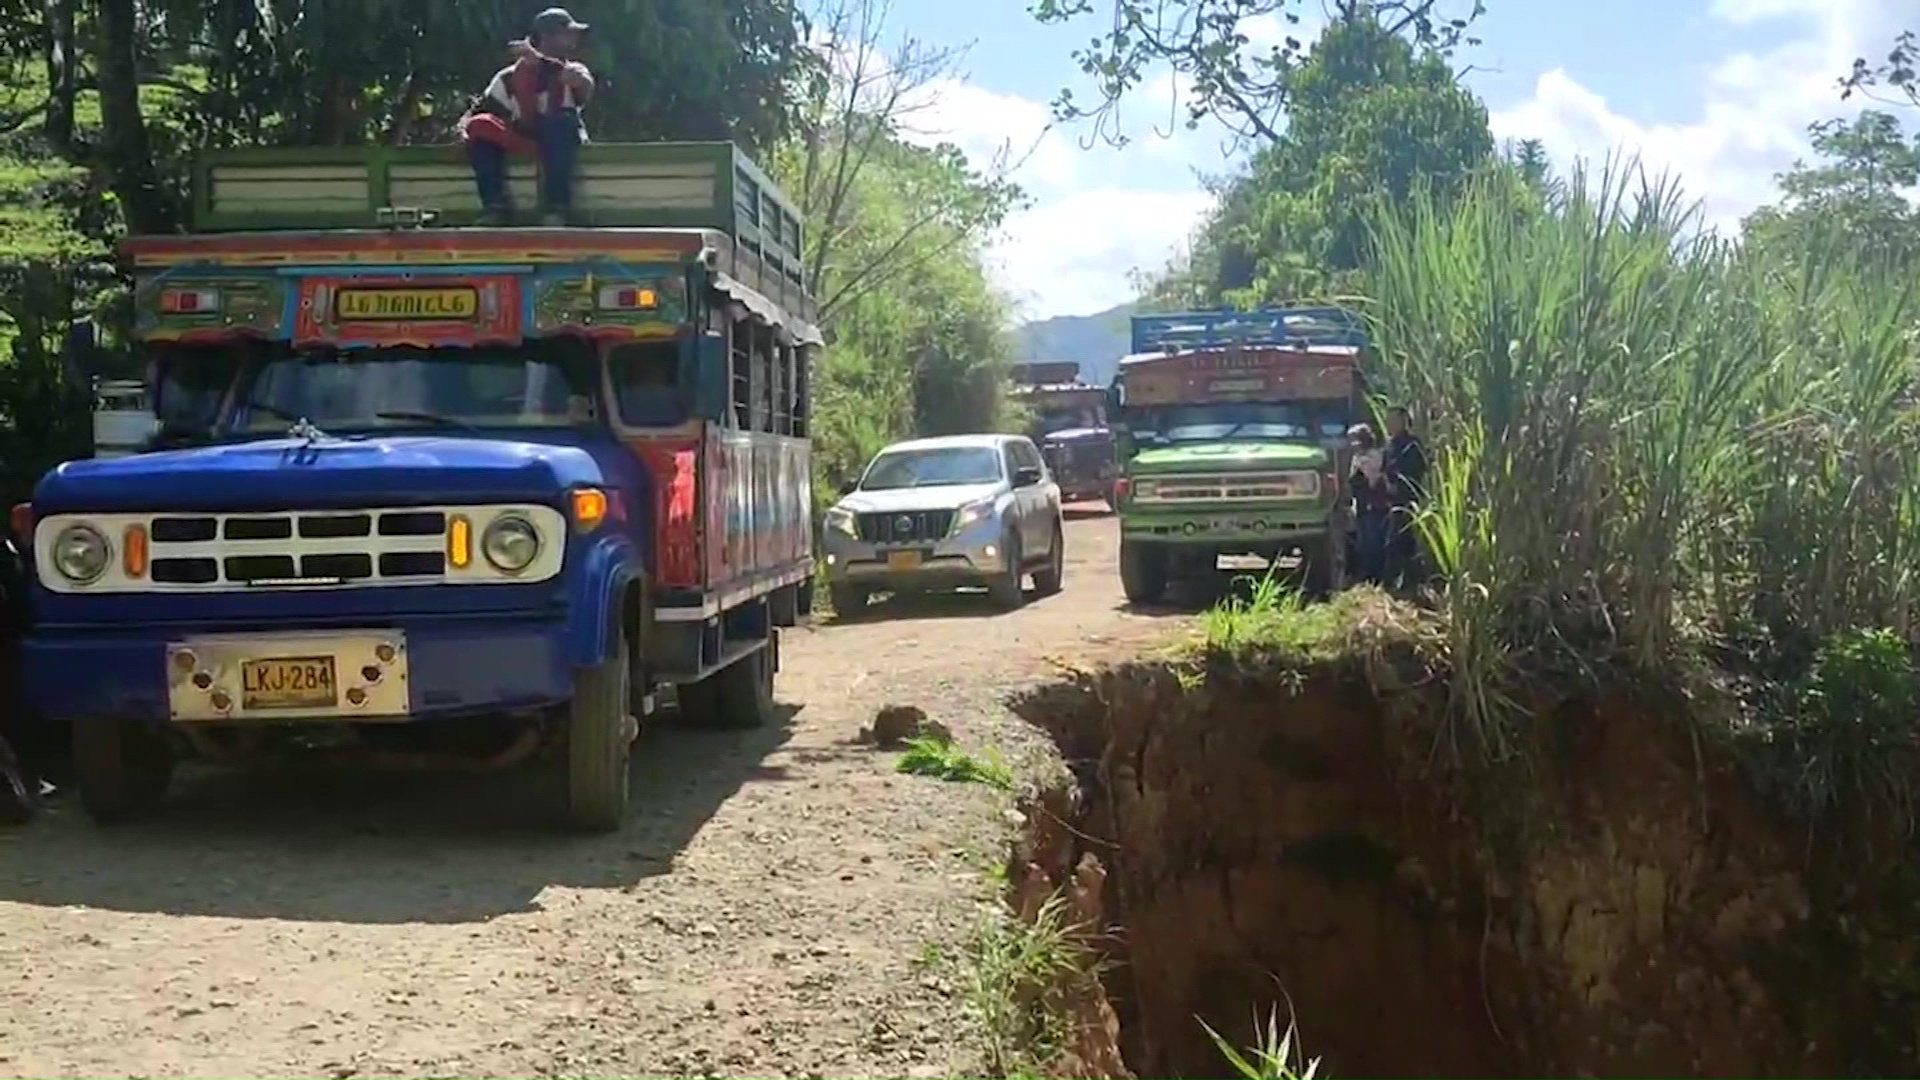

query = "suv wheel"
1033;522;1065;596
988;532;1025;610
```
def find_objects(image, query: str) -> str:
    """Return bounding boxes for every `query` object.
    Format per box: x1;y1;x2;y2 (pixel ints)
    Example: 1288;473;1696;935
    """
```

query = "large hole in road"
1005;650;1920;1079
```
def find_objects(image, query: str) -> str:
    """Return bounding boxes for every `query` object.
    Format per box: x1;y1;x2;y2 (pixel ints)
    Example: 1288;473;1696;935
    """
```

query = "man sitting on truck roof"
458;7;596;226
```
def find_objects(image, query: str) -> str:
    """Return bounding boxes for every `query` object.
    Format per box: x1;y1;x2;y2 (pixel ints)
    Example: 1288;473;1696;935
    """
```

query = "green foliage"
1363;155;1920;767
1142;12;1497;307
1733;628;1920;829
1844;28;1917;109
1029;0;1483;147
958;890;1097;1077
1741;111;1920;269
896;734;1016;789
773;18;1025;505
1202;1005;1323;1080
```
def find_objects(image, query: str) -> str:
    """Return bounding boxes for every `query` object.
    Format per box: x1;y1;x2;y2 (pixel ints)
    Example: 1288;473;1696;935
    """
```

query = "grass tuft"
897;735;1016;789
1202;1002;1324;1080
958;891;1099;1078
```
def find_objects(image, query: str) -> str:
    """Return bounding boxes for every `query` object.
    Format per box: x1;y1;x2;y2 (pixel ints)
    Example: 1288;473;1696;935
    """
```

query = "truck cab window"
609;341;686;427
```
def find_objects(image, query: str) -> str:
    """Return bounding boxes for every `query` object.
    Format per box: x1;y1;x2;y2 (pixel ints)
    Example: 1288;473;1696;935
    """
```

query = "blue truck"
20;141;819;832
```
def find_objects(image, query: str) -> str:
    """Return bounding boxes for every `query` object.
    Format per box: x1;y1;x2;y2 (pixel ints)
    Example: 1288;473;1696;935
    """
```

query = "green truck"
1107;307;1368;603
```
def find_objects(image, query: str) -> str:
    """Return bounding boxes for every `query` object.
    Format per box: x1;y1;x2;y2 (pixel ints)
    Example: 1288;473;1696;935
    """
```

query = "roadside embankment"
1004;594;1920;1078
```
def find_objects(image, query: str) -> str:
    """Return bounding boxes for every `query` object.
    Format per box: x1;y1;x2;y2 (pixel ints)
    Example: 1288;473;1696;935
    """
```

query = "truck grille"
1138;471;1321;502
148;509;448;586
856;510;955;544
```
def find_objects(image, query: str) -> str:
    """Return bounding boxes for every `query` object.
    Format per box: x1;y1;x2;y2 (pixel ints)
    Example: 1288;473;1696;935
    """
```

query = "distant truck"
22;141;818;832
1008;361;1116;507
1107;307;1367;602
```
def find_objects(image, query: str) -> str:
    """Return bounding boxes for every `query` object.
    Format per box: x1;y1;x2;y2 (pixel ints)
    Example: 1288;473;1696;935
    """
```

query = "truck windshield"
860;446;1004;490
1131;402;1347;444
231;346;593;434
1037;404;1102;433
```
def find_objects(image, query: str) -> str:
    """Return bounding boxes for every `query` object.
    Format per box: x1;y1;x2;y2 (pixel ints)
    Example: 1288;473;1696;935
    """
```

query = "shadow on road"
1061;505;1112;522
1115;571;1281;616
836;585;1070;624
0;703;800;925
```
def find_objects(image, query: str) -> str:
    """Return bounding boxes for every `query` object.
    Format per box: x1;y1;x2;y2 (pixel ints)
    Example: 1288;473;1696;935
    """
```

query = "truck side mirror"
692;332;728;421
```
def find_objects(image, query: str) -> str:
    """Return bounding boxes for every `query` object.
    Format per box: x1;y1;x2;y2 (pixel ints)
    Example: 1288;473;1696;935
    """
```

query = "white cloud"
896;66;1214;320
1490;0;1909;230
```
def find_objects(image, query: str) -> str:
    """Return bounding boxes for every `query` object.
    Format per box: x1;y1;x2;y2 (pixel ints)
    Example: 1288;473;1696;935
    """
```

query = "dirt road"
0;512;1185;1080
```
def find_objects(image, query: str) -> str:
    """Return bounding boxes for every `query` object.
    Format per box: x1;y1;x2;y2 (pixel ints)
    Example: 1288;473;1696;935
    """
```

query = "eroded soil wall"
1010;658;1901;1078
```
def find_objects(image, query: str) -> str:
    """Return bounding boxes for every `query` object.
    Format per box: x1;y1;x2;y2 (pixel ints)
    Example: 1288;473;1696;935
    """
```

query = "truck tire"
562;617;633;834
1119;538;1168;605
1033;521;1066;596
72;716;175;825
681;644;776;730
988;532;1025;610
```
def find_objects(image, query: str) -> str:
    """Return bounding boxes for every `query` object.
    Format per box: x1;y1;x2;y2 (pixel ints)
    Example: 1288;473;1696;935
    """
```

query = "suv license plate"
886;550;924;571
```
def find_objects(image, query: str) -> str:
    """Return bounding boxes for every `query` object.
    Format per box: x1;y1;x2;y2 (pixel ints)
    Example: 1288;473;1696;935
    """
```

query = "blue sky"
873;0;1912;320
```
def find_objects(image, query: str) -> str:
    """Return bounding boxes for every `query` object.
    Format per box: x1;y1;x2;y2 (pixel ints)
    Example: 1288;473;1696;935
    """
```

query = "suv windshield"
231;346;593;434
860;446;1004;491
1132;402;1348;444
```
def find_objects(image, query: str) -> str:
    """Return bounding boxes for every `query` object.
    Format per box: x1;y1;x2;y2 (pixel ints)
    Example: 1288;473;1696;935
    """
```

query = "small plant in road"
896;735;1015;789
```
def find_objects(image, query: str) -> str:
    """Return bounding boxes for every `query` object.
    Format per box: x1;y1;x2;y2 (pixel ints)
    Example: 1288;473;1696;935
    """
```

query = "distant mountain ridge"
1013;302;1135;387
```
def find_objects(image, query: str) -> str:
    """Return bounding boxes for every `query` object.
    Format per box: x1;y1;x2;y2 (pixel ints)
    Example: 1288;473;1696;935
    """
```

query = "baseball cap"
532;7;589;36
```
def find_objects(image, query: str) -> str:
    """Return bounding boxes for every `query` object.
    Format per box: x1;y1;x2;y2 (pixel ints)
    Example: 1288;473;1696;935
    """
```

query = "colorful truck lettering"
1108;306;1368;602
22;141;817;833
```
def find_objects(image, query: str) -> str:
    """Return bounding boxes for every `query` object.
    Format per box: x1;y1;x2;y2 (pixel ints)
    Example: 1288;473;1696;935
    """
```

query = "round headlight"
52;524;111;584
481;516;540;574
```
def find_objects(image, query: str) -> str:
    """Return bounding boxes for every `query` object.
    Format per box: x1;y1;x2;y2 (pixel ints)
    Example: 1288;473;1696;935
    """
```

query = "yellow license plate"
886;550;923;571
241;656;339;711
334;287;478;321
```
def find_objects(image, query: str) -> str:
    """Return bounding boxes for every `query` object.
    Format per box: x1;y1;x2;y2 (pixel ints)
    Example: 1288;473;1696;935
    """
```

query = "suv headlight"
51;523;112;583
1132;479;1159;499
824;506;858;538
950;497;997;535
481;515;541;573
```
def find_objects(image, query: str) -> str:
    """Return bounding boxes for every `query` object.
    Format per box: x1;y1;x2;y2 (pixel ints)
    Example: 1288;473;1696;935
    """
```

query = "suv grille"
856;510;955;544
148;509;448;586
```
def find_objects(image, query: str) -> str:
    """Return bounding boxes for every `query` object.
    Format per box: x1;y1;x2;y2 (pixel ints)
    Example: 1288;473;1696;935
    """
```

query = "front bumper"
1119;505;1332;546
820;519;1009;592
25;613;573;724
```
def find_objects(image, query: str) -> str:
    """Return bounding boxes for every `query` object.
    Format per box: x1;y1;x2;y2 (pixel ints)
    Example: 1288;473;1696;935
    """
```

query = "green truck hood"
1128;441;1327;474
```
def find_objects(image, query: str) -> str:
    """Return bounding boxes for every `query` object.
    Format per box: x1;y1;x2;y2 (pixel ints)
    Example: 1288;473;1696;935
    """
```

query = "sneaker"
478;206;514;228
539;210;567;228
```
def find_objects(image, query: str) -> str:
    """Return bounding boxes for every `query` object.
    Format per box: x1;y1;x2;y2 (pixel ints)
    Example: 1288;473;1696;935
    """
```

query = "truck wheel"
1033;522;1066;596
1119;538;1168;605
72;716;175;825
988;533;1025;610
562;618;634;834
829;583;869;620
682;644;777;730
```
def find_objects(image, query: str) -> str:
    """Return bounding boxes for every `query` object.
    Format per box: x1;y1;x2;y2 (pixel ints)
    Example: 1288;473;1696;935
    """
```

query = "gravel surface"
0;511;1187;1079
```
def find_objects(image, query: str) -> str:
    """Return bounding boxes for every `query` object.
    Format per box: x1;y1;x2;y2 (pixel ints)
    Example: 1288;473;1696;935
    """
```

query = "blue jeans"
468;108;583;217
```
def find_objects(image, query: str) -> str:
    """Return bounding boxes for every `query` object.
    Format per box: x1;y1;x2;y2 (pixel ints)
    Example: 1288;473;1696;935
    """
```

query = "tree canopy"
1140;10;1496;306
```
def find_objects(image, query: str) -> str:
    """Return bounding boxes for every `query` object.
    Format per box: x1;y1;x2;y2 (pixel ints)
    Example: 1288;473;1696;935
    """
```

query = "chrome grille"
1138;471;1321;502
148;509;449;586
856;510;955;543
